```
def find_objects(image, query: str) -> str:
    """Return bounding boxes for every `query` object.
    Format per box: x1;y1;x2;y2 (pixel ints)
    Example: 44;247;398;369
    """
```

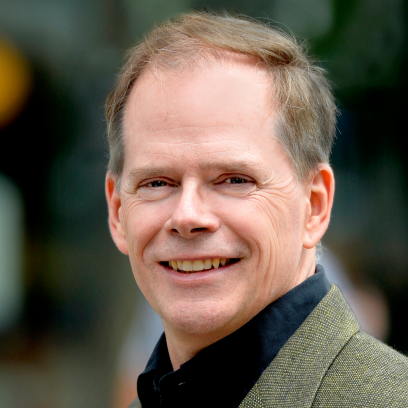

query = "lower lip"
161;261;241;284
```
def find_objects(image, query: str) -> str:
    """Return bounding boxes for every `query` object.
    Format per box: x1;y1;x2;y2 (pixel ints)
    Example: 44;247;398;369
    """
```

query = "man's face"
111;59;313;337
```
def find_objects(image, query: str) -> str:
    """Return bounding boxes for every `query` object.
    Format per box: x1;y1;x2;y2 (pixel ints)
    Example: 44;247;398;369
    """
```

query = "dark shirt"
137;265;330;408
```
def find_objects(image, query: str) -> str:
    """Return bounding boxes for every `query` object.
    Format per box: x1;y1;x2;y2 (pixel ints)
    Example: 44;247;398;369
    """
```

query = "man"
105;11;408;408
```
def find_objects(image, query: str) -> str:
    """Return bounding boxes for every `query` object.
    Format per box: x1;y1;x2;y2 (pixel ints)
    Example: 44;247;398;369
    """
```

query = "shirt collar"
138;265;330;408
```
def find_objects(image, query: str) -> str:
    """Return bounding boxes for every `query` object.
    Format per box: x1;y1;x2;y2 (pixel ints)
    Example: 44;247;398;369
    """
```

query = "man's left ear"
303;163;334;249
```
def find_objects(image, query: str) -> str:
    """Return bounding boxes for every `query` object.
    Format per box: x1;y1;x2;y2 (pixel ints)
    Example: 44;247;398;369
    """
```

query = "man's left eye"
227;177;247;184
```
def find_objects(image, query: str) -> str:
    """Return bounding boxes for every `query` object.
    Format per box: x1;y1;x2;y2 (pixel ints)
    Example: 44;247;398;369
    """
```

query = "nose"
165;182;220;239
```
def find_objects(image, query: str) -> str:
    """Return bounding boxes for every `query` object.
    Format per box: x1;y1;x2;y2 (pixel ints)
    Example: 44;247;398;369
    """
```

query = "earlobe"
105;172;129;255
303;164;334;249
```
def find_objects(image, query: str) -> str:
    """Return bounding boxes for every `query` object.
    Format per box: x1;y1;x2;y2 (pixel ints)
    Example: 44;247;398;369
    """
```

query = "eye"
220;175;253;185
147;180;169;187
137;178;178;201
227;177;248;184
139;179;176;189
214;175;255;196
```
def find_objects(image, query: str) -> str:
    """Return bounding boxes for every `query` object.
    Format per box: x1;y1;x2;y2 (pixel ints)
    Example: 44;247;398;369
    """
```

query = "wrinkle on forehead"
123;55;276;136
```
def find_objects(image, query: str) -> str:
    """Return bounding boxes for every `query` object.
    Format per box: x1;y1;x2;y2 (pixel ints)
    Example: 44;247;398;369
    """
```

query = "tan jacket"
130;285;408;407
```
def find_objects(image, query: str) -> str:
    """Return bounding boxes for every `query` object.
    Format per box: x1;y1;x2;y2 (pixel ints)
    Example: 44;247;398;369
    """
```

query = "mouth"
160;258;241;273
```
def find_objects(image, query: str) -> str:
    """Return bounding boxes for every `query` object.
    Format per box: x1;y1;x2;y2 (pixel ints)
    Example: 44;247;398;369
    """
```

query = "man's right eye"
136;179;176;200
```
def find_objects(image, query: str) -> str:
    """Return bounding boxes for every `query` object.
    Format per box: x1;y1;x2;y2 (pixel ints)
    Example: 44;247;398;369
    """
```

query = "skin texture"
106;57;334;370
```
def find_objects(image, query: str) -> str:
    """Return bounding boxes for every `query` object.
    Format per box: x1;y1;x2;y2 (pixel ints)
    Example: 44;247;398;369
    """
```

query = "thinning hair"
105;11;338;184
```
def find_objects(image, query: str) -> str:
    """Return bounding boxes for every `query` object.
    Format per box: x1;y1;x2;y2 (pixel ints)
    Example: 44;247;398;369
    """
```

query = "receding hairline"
122;49;278;129
145;42;271;73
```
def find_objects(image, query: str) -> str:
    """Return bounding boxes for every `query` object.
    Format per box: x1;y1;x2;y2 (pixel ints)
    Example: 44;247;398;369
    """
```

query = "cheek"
217;191;303;264
215;195;279;264
121;199;171;259
256;188;303;237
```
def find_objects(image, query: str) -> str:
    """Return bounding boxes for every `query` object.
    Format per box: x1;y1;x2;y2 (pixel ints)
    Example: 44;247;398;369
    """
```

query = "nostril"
191;228;206;233
170;227;209;235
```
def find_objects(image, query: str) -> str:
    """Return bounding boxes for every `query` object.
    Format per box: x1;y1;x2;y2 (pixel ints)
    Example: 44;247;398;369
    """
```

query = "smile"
161;258;240;273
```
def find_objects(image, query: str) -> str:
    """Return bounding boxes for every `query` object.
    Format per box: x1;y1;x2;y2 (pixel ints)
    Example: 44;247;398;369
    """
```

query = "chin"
162;300;240;336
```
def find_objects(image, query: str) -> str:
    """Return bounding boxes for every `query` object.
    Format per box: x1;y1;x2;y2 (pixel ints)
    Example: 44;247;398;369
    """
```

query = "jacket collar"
239;284;360;407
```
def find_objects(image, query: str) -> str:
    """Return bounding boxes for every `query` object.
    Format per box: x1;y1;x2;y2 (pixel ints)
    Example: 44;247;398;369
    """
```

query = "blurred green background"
1;0;408;407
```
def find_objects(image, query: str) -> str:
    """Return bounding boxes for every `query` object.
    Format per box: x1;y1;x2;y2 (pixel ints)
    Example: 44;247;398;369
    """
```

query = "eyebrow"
199;160;262;174
128;166;172;180
126;160;263;185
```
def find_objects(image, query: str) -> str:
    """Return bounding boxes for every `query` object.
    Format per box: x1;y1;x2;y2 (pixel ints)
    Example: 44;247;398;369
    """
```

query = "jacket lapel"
239;285;360;408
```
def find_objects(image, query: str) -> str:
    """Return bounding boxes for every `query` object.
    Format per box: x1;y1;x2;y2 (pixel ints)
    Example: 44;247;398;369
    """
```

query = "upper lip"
162;257;241;272
160;256;240;261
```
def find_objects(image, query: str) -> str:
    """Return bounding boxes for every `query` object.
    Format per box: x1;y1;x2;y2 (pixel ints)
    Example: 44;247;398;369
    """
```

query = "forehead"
121;58;291;176
124;57;274;133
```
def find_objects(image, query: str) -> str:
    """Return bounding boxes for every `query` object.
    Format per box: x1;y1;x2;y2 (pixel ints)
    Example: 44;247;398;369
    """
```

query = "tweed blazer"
130;285;408;407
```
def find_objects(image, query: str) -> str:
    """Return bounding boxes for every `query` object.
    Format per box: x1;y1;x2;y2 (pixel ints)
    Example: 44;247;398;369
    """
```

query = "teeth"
167;258;235;272
212;258;220;269
193;260;204;271
203;259;212;270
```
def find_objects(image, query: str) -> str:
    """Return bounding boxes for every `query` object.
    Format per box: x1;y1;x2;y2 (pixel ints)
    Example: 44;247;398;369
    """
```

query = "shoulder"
313;330;408;407
240;285;408;408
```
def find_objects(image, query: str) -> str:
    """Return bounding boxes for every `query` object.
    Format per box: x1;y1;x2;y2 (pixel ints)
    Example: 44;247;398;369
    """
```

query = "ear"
105;172;129;255
303;164;334;249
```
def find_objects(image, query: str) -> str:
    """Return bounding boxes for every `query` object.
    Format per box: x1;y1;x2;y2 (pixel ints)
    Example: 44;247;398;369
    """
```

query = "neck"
163;318;242;370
